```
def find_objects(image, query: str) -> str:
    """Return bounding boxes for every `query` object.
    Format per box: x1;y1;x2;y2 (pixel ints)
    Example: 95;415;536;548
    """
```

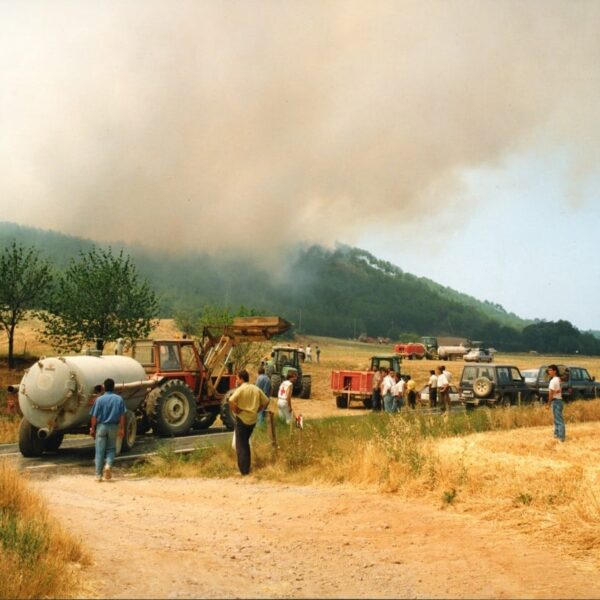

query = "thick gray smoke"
1;0;599;253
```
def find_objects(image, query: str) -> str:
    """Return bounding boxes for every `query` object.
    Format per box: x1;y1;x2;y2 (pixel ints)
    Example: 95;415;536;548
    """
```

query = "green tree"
40;247;159;352
0;242;54;368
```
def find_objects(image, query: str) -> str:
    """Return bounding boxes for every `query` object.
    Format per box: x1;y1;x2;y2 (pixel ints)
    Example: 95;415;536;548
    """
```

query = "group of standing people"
297;344;321;363
370;364;453;413
371;369;417;413
425;366;452;412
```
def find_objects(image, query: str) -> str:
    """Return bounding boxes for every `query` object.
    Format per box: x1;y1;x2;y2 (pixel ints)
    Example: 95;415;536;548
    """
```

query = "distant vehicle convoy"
331;357;600;411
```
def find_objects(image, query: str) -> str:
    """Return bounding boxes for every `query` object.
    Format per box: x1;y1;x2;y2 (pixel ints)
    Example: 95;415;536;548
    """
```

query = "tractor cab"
270;346;301;377
370;355;402;374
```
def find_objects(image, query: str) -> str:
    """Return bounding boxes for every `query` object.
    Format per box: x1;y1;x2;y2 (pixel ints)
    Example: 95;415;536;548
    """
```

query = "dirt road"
34;474;600;599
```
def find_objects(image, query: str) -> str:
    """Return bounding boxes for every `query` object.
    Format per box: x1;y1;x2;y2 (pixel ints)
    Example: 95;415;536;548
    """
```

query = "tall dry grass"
0;416;20;444
0;462;88;599
138;400;600;563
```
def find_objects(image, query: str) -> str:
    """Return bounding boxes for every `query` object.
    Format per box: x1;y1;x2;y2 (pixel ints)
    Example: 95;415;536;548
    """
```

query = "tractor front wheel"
270;374;282;398
299;375;311;399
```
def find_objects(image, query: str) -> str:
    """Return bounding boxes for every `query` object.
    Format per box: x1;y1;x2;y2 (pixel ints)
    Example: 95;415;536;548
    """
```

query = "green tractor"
265;346;311;399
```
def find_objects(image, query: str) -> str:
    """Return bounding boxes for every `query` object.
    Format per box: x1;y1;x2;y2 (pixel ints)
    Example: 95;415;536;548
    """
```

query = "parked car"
531;365;600;402
521;368;539;385
419;384;460;406
459;363;531;408
463;348;493;363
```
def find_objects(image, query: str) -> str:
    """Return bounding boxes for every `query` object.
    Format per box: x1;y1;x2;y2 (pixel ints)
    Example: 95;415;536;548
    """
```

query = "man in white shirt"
441;365;452;384
547;364;565;442
436;366;450;412
381;369;395;413
392;374;405;411
428;369;438;408
277;372;297;424
305;344;312;362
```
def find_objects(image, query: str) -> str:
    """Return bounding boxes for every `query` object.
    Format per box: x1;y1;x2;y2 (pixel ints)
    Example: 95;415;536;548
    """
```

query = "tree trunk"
8;324;15;370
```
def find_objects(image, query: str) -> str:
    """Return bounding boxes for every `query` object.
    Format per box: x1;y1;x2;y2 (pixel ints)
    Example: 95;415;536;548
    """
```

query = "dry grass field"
5;318;600;597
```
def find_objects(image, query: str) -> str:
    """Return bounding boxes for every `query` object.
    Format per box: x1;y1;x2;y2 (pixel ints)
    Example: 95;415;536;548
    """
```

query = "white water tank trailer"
13;355;155;457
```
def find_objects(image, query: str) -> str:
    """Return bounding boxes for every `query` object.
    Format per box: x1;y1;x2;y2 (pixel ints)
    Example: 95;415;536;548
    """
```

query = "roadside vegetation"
138;401;600;563
0;462;88;599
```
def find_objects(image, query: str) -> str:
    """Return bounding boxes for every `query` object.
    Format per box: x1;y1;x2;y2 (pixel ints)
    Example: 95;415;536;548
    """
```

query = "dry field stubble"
0;462;89;599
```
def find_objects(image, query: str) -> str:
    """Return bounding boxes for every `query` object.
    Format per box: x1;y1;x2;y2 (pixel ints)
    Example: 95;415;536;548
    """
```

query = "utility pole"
298;309;302;332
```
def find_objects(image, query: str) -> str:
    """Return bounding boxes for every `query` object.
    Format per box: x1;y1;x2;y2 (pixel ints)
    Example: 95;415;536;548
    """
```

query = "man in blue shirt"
90;378;126;482
255;366;271;426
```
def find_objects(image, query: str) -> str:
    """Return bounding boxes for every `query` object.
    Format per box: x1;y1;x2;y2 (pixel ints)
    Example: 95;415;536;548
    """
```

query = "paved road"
0;427;233;474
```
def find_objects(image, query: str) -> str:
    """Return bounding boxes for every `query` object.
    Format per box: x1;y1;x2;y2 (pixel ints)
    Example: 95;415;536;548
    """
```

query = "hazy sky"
1;1;599;329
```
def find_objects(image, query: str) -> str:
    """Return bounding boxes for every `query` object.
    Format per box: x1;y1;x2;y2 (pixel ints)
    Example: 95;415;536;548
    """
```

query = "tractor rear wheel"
194;407;219;430
147;380;197;437
18;418;44;457
299;375;311;399
270;374;282;397
220;390;236;431
136;413;151;435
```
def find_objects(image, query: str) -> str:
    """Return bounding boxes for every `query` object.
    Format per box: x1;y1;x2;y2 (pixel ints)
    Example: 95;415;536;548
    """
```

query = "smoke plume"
1;0;599;253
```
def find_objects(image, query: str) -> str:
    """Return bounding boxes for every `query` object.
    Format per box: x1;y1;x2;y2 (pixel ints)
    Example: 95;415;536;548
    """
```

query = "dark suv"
459;363;530;408
531;365;600;402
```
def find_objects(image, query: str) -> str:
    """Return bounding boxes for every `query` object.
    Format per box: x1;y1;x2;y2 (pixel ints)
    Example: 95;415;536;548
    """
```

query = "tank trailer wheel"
147;380;197;437
18;418;45;457
116;410;137;454
219;390;236;431
43;432;64;453
336;395;349;409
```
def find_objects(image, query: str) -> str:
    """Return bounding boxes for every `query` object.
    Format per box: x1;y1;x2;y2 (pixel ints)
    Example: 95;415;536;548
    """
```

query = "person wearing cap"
547;364;565;442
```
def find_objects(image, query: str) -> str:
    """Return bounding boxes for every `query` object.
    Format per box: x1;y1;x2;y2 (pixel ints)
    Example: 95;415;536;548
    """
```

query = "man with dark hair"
229;369;271;475
428;369;438;408
547;364;565;442
255;366;271;426
90;378;126;482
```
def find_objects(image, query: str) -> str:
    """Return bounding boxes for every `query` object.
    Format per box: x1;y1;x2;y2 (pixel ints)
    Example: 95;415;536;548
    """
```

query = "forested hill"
0;221;567;350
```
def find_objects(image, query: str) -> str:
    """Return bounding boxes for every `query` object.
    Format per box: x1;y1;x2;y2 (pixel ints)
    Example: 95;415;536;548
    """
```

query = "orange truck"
393;342;427;360
331;354;402;408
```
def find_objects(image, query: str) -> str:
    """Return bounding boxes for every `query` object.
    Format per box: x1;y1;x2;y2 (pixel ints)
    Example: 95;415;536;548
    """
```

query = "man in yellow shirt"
228;369;271;475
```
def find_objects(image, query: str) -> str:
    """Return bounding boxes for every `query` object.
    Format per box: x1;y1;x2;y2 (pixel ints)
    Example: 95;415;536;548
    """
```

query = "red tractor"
131;316;290;435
